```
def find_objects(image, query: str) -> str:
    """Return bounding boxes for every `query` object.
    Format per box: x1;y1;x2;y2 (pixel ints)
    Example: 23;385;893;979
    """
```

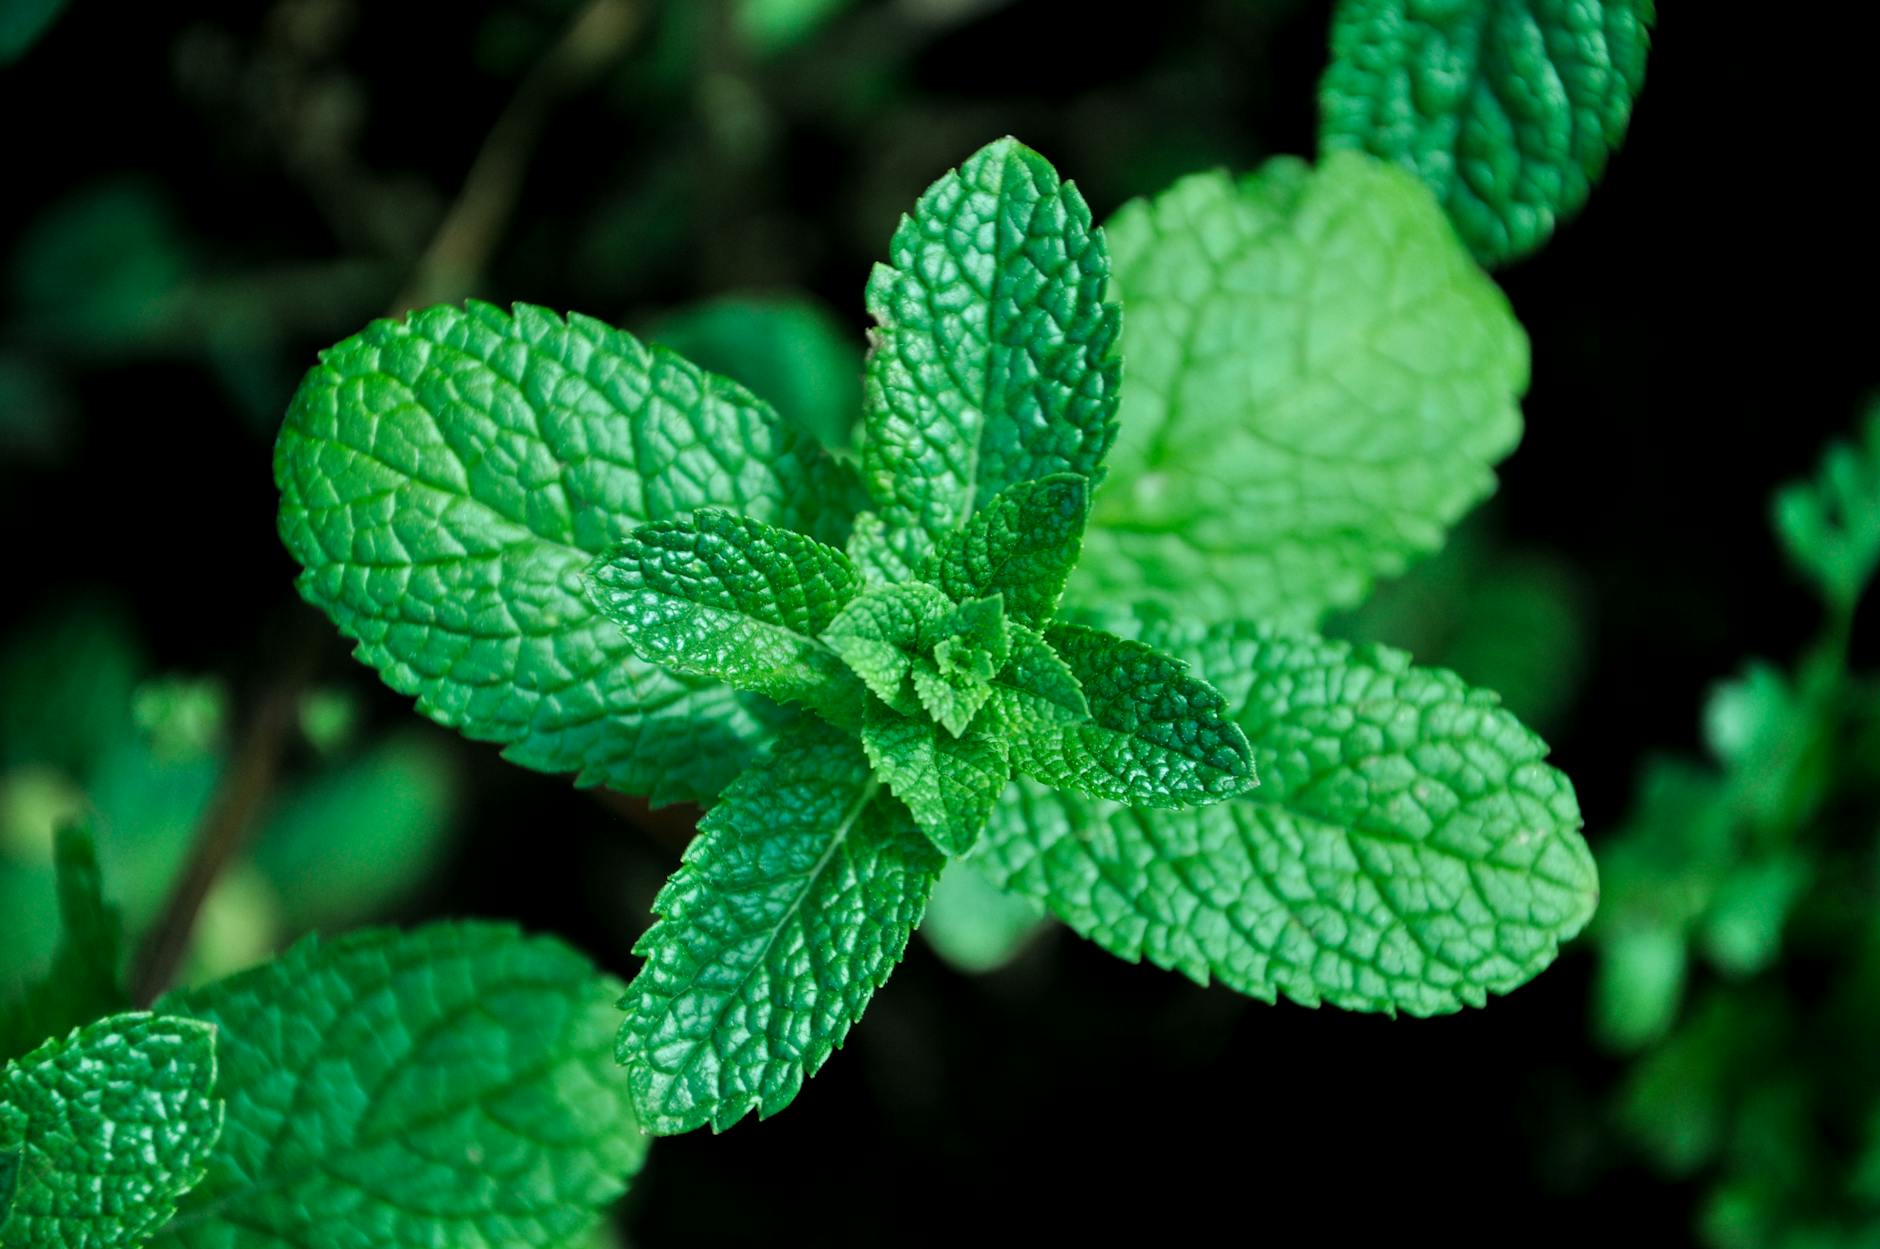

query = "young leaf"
585;509;865;726
861;702;1010;856
153;923;645;1249
0;819;128;1063
911;665;994;739
618;719;943;1134
1772;399;1880;614
1004;624;1255;808
822;582;955;713
0;1013;222;1249
276;301;857;806
861;137;1121;575
922;474;1089;627
1077;155;1527;628
977;615;1596;1015
1319;0;1654;266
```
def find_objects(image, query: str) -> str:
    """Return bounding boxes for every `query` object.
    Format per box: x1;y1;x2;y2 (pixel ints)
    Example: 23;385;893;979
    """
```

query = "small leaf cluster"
276;133;1598;1140
1590;400;1880;1248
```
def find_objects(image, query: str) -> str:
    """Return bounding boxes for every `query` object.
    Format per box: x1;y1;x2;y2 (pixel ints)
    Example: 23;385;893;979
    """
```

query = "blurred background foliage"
1;1;1874;1245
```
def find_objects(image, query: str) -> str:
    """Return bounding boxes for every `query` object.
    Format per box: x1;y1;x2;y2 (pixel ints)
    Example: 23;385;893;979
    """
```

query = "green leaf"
276;301;858;806
0;820;129;1063
1078;154;1527;628
153;923;645;1249
0;1013;222;1249
922;474;1088;628
910;666;993;739
618;719;943;1134
822;583;955;713
977;614;1596;1015
1772;399;1880;614
861;702;1010;856
0;1146;17;1230
910;595;1009;736
860;137;1121;575
0;0;67;64
649;294;862;451
985;623;1089;728
1004;623;1255;808
1319;0;1655;266
251;733;459;930
585;509;865;726
918;860;1050;974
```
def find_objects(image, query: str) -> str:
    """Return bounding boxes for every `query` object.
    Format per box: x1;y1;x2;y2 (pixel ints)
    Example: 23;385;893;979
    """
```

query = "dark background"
2;2;1873;1242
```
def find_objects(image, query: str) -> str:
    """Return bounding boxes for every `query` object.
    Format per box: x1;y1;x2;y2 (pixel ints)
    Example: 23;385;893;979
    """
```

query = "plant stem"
131;678;303;1006
391;0;644;312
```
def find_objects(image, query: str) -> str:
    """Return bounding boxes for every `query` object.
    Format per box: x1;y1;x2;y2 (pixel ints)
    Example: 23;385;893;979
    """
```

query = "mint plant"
1589;402;1880;1246
275;135;1598;1137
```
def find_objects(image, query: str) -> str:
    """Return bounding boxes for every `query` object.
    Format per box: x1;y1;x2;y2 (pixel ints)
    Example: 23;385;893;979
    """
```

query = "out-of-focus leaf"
919;859;1049;974
251;733;459;930
0;354;74;463
1700;853;1811;978
131;677;228;762
11;183;190;348
1593;924;1685;1052
0;602;143;775
1619;992;1775;1177
650;294;863;452
294;688;359;757
0;821;128;1062
738;0;854;55
0;0;67;63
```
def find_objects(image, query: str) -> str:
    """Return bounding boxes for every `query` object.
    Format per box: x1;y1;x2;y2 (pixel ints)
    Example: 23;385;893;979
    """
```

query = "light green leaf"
618;719;943;1134
1;1013;222;1249
861;137;1121;574
977;615;1596;1015
1319;0;1654;265
922;474;1088;628
910;666;993;739
1772;399;1880;614
0;820;129;1063
1005;623;1254;808
649;293;862;451
909;595;1009;736
822;583;954;713
1078;154;1527;628
861;702;1010;856
585;509;865;726
919;860;1049;974
986;623;1088;729
276;301;857;806
154;923;645;1249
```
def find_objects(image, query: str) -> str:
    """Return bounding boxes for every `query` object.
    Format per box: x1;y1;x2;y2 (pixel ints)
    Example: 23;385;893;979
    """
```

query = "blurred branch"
392;0;644;312
131;663;310;1006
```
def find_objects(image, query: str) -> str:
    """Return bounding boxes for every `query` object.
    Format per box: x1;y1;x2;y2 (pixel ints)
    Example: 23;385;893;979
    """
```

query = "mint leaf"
0;820;128;1063
922;474;1088;628
860;137;1121;575
618;719;943;1134
986;622;1089;728
585;509;865;726
823;583;955;713
1004;623;1254;808
1077;155;1527;628
861;702;1009;856
1773;399;1880;614
276;301;858;806
1320;0;1654;265
977;615;1596;1014
0;1013;222;1249
919;860;1049;974
910;595;1009;736
649;294;861;452
153;923;645;1249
